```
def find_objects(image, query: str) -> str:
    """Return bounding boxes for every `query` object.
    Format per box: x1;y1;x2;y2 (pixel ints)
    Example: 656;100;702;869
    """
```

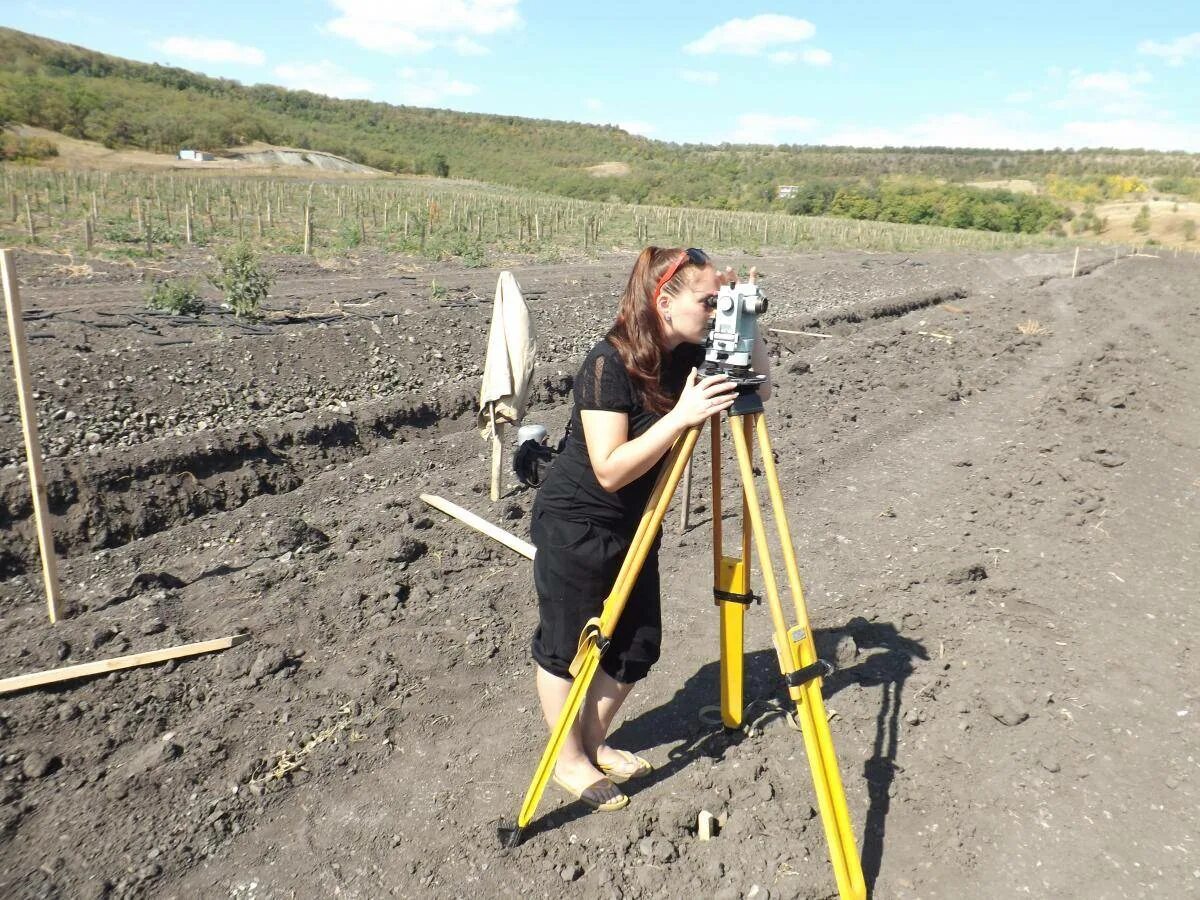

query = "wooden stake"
24;197;35;242
0;634;250;695
679;459;692;532
1071;246;1080;278
83;217;93;252
489;404;504;502
419;494;535;560
303;204;312;255
1;249;64;624
185;204;193;245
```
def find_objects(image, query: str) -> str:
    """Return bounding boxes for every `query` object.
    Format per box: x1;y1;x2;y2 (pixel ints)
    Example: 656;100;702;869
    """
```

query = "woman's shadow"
603;616;927;896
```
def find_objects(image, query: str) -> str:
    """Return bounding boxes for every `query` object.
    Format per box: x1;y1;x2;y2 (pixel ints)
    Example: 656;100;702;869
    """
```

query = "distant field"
1091;198;1200;246
13;126;387;178
0;163;1081;264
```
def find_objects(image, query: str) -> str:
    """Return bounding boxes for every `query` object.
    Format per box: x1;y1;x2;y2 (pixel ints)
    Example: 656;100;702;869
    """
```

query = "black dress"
531;338;703;683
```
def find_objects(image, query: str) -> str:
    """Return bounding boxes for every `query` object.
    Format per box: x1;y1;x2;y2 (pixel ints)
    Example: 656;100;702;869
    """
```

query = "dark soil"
0;245;1196;899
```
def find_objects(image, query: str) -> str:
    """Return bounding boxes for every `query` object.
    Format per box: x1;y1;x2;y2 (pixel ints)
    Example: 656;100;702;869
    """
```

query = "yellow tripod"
503;388;866;900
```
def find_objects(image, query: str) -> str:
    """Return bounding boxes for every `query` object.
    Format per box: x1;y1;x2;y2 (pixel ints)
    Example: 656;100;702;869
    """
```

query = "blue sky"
6;1;1200;151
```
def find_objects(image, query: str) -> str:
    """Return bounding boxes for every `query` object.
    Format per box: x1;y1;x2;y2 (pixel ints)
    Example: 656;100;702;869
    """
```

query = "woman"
530;246;772;811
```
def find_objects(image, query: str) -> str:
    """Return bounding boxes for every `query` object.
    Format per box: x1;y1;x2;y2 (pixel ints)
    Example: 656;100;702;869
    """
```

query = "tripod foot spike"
497;822;525;849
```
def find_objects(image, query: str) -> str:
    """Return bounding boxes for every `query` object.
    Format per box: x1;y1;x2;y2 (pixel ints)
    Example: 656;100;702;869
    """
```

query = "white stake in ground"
1;248;64;623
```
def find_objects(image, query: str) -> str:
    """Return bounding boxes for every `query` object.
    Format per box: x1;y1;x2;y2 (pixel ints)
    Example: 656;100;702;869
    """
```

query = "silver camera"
701;281;769;386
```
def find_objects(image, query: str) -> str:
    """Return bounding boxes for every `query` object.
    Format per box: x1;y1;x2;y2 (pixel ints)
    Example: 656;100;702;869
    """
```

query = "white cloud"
394;67;478;106
823;112;1200;152
619;121;657;137
685;15;816;56
452;37;490;56
802;48;833;66
1138;32;1200;66
1056;69;1152;116
730;113;817;145
1005;90;1034;103
1059;118;1200;152
1069;69;1151;97
680;69;719;85
155;36;265;66
584;98;604;111
325;0;521;55
768;51;797;64
826;114;1055;150
272;61;373;98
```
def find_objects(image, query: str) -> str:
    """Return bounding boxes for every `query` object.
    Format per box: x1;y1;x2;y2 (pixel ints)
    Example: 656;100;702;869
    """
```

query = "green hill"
2;26;1198;234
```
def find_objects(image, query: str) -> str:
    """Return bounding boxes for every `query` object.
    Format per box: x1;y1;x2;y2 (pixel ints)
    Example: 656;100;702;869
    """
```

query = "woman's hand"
670;368;738;427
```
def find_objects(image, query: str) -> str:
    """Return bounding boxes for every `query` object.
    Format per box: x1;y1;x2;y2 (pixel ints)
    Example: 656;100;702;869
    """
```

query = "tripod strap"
714;587;757;606
568;617;608;677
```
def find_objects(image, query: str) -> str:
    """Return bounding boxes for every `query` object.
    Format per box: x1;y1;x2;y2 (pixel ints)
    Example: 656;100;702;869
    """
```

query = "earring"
664;312;672;324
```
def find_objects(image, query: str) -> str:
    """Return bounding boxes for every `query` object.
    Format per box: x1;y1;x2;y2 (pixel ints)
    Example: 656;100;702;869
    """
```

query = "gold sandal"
551;772;629;811
596;749;653;784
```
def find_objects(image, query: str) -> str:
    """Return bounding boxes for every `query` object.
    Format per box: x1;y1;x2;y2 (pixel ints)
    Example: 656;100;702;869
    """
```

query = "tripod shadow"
608;617;926;898
823;618;927;896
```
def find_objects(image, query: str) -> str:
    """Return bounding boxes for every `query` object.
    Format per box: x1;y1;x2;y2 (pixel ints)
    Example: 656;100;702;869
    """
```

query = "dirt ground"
0;244;1196;899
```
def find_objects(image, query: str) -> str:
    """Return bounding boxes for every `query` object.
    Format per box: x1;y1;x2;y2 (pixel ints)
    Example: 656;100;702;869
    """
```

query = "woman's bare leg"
535;665;624;803
578;667;638;771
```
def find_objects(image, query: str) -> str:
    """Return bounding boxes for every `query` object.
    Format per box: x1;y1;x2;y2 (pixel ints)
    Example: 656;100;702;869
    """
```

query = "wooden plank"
419;493;535;560
1;249;63;623
768;327;832;338
0;634;249;695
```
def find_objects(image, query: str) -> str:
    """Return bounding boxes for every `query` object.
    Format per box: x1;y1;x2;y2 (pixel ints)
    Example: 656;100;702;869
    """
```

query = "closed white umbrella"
478;270;536;500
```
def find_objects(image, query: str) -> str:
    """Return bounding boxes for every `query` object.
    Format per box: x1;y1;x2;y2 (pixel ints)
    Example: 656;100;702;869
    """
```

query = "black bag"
513;423;569;487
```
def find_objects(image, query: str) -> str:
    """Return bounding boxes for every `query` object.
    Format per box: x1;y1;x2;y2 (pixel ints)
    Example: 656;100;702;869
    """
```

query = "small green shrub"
103;220;173;244
145;278;205;316
1131;204;1151;234
1183;219;1196;242
337;219;363;248
208;243;273;319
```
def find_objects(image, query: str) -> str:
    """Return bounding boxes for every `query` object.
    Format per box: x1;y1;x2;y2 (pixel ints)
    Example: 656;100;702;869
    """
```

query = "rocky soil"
0;245;1196;899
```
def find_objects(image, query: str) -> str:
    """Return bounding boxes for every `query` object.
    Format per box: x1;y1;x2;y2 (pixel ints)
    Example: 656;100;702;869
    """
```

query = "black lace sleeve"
574;342;634;413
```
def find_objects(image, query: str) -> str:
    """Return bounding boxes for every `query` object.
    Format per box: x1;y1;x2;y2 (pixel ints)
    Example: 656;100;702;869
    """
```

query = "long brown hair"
606;246;704;414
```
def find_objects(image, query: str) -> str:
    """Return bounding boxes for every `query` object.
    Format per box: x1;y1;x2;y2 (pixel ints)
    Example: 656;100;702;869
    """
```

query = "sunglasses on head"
652;247;709;301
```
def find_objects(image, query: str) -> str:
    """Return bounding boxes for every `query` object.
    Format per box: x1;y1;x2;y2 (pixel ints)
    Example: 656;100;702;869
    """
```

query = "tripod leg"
509;424;703;841
728;414;866;900
713;416;752;729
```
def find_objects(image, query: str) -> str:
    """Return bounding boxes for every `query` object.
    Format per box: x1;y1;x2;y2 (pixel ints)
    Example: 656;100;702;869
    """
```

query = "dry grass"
966;179;1040;195
1017;319;1051;336
586;161;632;178
252;703;364;784
1089;198;1200;248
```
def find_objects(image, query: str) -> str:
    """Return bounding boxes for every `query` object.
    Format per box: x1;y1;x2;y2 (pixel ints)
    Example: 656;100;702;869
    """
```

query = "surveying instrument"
501;277;867;900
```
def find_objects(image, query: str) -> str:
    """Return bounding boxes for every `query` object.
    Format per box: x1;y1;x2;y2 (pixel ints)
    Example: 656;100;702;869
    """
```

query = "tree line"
2;26;1198;234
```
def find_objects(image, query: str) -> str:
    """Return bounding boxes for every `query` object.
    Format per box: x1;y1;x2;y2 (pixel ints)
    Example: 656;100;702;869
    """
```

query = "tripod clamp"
784;658;836;688
713;587;760;606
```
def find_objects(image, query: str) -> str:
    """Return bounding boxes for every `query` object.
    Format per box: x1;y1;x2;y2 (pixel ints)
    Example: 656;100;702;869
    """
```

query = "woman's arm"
582;370;737;492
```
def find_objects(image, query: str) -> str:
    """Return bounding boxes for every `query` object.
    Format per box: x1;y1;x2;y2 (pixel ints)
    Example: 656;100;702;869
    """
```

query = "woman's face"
662;265;721;347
